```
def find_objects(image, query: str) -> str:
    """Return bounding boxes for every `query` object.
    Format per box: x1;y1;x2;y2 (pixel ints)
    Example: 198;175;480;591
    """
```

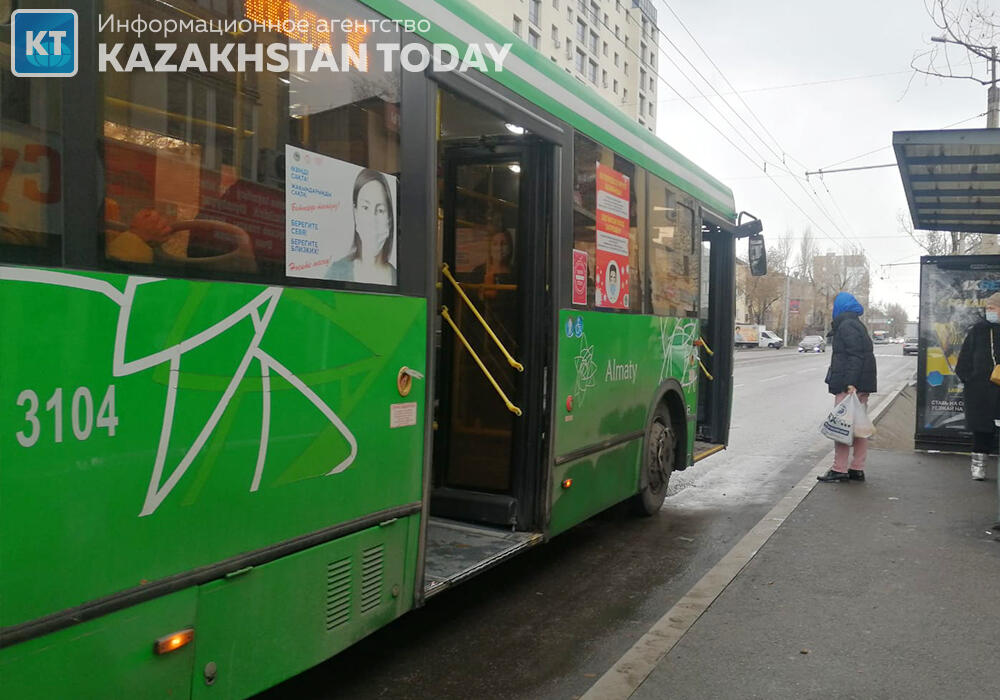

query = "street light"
931;35;999;128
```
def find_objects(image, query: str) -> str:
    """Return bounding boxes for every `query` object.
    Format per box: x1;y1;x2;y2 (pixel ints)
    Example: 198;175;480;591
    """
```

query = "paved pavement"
616;391;1000;699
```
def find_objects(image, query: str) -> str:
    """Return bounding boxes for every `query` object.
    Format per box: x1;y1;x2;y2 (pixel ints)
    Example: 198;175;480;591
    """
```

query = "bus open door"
695;211;764;459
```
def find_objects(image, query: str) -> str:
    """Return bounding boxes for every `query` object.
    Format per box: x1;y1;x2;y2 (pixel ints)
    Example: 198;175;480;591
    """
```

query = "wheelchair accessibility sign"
11;9;78;77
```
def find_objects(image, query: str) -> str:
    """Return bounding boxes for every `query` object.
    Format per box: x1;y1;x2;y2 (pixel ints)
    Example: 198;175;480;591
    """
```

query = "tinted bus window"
648;173;697;317
0;19;64;267
99;0;401;286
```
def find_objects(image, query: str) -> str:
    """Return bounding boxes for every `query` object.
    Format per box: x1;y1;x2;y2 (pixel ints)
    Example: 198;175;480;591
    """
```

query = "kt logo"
11;9;78;77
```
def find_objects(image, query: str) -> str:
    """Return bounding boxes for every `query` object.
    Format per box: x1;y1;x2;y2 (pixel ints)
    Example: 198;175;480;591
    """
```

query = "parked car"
797;335;826;353
903;337;919;355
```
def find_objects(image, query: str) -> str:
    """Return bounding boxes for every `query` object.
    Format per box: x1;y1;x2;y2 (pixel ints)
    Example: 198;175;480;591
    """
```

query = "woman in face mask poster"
955;292;1000;480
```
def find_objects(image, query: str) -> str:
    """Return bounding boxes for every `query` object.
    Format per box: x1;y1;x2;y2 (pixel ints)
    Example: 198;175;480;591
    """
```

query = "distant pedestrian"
954;292;1000;481
818;292;878;483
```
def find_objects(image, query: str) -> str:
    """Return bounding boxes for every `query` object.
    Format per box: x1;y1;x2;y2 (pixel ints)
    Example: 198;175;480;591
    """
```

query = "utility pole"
989;46;999;128
931;36;999;127
782;273;790;345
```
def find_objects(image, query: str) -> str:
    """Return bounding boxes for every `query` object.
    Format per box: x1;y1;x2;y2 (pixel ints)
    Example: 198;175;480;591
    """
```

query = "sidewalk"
630;390;1000;699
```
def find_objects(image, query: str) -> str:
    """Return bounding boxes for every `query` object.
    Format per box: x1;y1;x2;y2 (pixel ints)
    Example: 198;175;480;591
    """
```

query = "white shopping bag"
853;397;876;439
820;394;856;445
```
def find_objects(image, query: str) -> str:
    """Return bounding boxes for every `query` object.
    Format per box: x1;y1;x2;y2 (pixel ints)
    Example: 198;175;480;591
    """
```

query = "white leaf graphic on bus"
0;268;357;517
659;317;699;388
573;333;598;404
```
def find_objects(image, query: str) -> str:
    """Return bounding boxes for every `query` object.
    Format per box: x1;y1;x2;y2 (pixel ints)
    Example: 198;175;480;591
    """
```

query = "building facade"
469;0;659;130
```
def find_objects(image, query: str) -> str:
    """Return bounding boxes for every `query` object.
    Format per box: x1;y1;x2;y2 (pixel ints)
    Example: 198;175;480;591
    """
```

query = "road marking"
796;368;815;374
733;383;744;388
579;377;913;700
759;374;787;382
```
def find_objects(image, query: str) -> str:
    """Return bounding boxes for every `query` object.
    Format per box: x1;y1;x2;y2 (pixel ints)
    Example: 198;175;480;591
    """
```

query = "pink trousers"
833;392;869;473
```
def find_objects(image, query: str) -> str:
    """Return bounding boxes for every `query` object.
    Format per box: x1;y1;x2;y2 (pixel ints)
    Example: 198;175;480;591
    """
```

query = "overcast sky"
653;0;993;319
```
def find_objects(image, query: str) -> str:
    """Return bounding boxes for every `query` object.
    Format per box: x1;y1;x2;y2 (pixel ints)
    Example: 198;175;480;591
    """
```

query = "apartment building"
469;0;659;131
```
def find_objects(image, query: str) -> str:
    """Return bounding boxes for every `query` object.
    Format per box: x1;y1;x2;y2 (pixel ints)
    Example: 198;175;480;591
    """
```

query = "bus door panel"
431;136;549;531
695;217;736;450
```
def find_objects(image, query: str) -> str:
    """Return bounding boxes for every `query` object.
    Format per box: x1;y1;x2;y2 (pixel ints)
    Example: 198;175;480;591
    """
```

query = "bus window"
0;37;63;267
573;133;639;312
98;0;401;285
648;174;697;317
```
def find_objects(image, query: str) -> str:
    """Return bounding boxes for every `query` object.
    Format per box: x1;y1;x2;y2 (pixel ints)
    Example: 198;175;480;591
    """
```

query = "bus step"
423;518;542;597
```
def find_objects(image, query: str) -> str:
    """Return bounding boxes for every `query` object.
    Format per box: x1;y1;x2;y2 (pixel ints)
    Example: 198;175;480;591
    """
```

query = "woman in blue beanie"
818;292;878;482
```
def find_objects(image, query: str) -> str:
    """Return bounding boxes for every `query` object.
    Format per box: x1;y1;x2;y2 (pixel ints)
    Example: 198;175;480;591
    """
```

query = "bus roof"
363;0;737;219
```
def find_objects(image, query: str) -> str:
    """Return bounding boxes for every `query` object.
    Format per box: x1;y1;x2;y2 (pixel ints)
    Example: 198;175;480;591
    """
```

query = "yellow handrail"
698;359;714;380
440;307;522;416
441;263;524;373
698;336;715;356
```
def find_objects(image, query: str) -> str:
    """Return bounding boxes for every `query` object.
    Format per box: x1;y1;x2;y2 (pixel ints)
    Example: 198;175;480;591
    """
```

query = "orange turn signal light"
561;478;573;489
154;628;194;655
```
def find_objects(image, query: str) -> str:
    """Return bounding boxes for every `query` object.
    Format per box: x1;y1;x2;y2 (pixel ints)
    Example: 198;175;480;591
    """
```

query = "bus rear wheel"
633;405;677;516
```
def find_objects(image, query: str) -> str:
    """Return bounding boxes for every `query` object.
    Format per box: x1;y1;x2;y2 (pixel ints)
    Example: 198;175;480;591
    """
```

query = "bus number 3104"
15;386;118;447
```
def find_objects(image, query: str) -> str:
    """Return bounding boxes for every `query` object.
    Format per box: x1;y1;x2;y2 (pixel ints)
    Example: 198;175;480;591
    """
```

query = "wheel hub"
648;419;675;491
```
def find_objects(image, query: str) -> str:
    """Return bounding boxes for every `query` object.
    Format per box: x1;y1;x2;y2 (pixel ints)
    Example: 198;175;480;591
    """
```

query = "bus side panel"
549;442;641;537
191;517;417;699
0;269;426;630
0;589;197;699
551;310;699;531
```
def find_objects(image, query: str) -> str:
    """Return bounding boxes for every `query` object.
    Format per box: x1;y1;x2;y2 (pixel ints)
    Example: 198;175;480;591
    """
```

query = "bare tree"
897;209;981;255
741;244;789;326
769;236;793;276
885;302;910;336
795;227;818;282
911;0;1000;86
744;272;783;326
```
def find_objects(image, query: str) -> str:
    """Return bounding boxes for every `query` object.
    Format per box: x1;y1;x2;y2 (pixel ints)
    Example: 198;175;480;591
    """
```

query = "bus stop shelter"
893;128;1000;452
893;128;1000;235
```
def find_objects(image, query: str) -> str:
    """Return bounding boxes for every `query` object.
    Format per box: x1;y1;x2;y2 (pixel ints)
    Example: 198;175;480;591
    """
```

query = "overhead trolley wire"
651;0;897;261
582;8;806;189
657;70;914;103
583;1;858;256
815;111;988;172
650;0;870;256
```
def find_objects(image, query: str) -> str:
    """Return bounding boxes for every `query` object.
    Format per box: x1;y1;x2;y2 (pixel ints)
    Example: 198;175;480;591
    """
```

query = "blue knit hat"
832;292;864;319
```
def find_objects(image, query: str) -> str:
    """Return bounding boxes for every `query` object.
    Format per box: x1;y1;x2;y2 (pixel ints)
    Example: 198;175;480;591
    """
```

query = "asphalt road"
257;344;916;700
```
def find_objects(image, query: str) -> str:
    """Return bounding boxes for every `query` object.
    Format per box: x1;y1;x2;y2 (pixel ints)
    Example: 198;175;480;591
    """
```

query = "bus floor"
423;518;543;598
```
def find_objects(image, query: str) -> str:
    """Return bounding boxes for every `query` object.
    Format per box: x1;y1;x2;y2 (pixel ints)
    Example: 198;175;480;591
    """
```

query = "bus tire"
633;404;677;516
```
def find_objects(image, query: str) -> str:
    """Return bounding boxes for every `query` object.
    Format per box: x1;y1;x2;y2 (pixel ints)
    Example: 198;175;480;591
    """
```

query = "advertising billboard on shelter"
916;255;1000;451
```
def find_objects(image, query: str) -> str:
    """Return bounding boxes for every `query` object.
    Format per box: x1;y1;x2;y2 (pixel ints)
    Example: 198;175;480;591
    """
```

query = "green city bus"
0;0;762;696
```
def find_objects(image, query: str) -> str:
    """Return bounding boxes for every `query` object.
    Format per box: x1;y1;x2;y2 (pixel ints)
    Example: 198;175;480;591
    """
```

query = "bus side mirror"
748;234;766;277
735;211;766;276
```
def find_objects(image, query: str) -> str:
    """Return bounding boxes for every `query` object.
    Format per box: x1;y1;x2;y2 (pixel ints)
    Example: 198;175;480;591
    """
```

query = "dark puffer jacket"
824;311;877;394
955;320;1000;433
